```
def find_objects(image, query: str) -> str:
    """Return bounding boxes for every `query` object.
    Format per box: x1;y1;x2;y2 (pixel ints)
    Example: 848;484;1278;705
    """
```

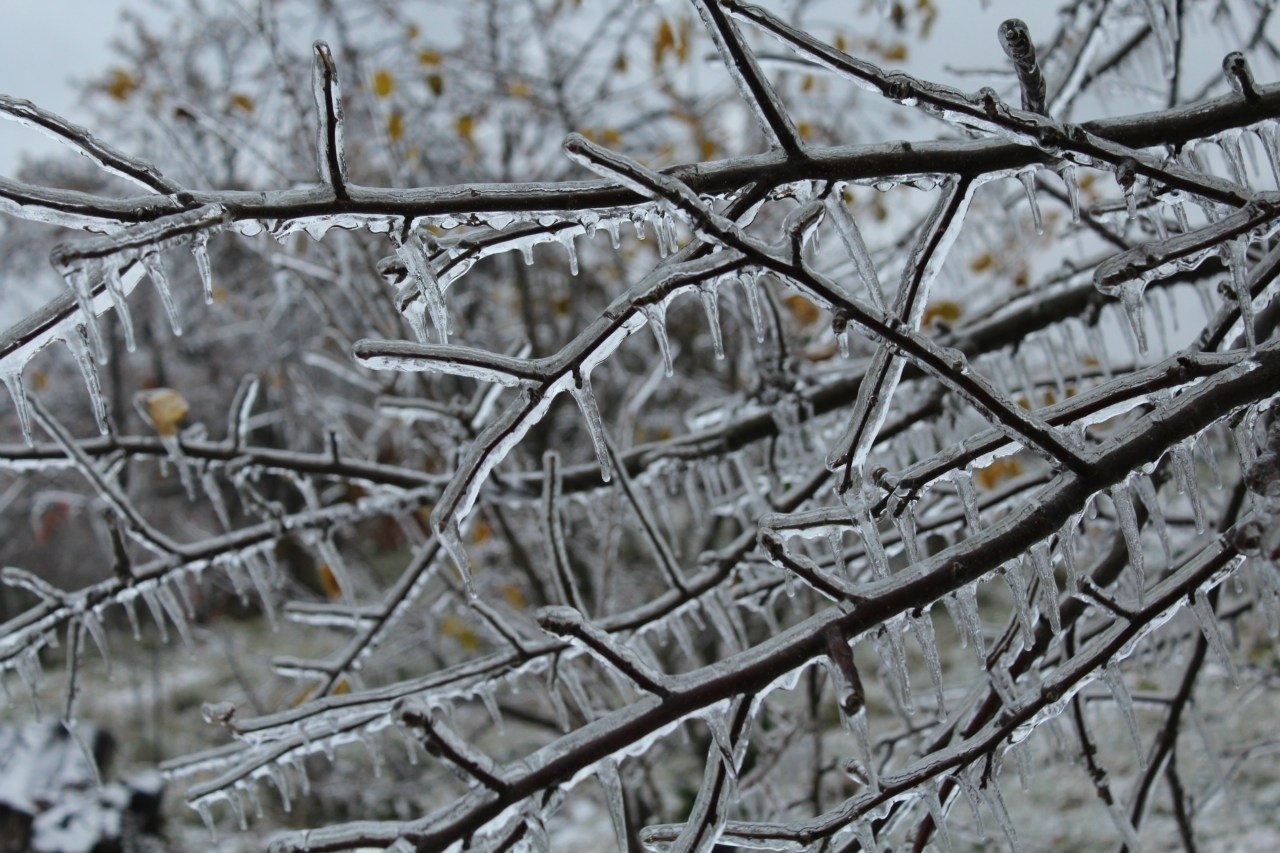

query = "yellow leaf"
785;294;821;325
317;563;342;599
145;389;188;437
228;93;254;112
418;49;442;66
969;251;995;272
881;42;908;62
499;583;525;609
387;111;404;141
405;22;421;40
922;299;963;327
507;79;531;98
456;114;475;141
105;68;139;101
613;52;629;73
974;456;1022;490
426;73;444;97
699;137;717;159
441;614;479;651
372;69;395;98
796;121;815;140
653;18;676;66
332;678;351;695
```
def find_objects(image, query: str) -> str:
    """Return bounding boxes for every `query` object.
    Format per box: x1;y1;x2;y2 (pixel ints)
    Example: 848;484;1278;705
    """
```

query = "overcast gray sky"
0;1;130;176
0;1;1064;179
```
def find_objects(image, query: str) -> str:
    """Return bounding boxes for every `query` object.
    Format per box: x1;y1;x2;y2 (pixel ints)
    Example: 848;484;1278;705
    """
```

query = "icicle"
561;231;579;275
1117;281;1149;354
827;529;848;578
738;272;765;343
956;766;986;838
101;264;136;352
196;800;216;839
1110;484;1145;605
1029;544;1060;635
878;623;914;714
478;686;504;735
1258;122;1280;187
955;584;985;661
1218;131;1248;186
1102;663;1147;768
1018;170;1043;235
569;371;612;482
81;610;110;674
191;232;214;304
1009;736;1032;792
64;329;109;434
246;558;278;630
120;595;142;641
1058;162;1080;224
1002;566;1035;651
64;266;106;365
157;582;193;647
141;251;182;335
1191;591;1240;686
140;586;170;644
698;284;725;359
910;609;947;719
598;759;629;853
1171;441;1206;532
979;777;1019;851
437;520;475;598
643;304;675;376
955;468;981;531
1059;517;1081;595
395;231;451;343
924;781;954;853
837;488;890;579
3;371;33;445
1224;236;1256;351
824;190;885;311
847;709;878;793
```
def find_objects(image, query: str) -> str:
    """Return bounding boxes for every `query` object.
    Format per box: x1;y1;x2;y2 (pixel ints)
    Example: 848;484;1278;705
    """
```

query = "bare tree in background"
3;0;1280;849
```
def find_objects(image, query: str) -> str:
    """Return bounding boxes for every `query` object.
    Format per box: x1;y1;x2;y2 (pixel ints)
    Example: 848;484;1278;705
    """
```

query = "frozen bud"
1223;52;1260;102
201;700;238;730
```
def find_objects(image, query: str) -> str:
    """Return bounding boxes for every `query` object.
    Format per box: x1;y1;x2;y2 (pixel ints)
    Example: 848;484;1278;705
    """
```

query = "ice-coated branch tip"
1223;52;1260;102
998;19;1047;116
311;41;349;199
